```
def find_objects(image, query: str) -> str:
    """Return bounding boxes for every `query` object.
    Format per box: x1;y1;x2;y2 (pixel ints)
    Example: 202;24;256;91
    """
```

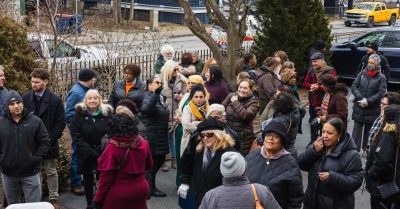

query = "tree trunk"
128;0;134;22
113;0;118;23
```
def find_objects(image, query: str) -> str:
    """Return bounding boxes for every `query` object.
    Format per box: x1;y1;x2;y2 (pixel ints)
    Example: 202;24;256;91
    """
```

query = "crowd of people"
0;39;399;209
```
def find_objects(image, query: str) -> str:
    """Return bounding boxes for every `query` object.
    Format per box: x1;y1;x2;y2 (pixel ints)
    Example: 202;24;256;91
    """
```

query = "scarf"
320;93;330;118
189;100;208;121
368;70;378;77
108;136;140;149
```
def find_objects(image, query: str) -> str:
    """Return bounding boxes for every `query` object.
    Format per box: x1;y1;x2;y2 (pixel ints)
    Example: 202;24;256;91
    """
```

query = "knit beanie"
319;74;337;88
384;104;400;124
206;104;225;118
6;90;23;105
220;152;246;178
78;69;96;82
368;42;379;52
262;119;289;148
314;40;327;50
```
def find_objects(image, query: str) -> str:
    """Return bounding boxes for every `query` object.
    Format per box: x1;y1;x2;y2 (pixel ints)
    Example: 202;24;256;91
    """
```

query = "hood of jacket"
75;103;113;116
328;133;357;158
255;66;273;77
4;109;33;123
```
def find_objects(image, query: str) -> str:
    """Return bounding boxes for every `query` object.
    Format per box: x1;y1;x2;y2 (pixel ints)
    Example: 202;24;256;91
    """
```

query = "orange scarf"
189;101;209;121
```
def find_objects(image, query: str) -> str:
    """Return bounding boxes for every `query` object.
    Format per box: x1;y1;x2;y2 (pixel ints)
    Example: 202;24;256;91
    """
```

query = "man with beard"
22;69;65;209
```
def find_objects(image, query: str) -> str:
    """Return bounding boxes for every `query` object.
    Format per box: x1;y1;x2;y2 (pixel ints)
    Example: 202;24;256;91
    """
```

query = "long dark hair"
207;65;224;85
145;76;158;91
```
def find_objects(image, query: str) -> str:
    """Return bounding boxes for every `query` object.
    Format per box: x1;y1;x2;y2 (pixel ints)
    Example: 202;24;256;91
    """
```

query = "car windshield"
356;4;373;11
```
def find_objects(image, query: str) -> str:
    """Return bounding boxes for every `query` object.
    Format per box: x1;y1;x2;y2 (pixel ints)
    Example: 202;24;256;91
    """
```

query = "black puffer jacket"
139;91;169;155
273;108;300;158
0;110;50;177
70;104;113;175
299;133;363;209
108;79;145;109
223;93;258;156
246;148;304;209
365;131;400;196
351;70;387;123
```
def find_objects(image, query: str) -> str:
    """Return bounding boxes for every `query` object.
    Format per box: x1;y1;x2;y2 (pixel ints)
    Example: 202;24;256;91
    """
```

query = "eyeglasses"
264;133;280;140
193;96;204;99
200;132;214;138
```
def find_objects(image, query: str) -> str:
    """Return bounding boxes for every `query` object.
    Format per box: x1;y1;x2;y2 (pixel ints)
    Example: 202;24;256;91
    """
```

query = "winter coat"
243;64;257;81
22;89;66;159
246;148;304;209
0;110;50;177
161;74;187;132
94;136;153;209
223;93;258;156
351;69;387;124
70;104;113;175
108;79;145;110
0;87;8;117
181;104;203;156
154;55;165;74
178;64;196;77
139;91;169;155
273;108;301;158
180;144;236;209
365;131;400;197
299;133;363;209
324;83;348;128
199;176;282;209
65;82;90;124
303;66;336;109
193;60;205;75
205;81;229;104
256;68;281;112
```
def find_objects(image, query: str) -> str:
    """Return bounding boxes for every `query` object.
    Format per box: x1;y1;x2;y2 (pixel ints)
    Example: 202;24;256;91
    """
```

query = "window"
356;32;387;47
46;40;75;58
357;4;373;11
381;32;400;48
375;5;381;11
382;5;386;10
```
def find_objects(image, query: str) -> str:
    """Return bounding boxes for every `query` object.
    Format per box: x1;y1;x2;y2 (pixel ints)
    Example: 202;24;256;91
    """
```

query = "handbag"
377;146;400;199
251;184;264;209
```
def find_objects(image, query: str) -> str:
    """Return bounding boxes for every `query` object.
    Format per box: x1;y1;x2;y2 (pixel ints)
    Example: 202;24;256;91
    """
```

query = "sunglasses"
200;132;214;138
174;68;179;72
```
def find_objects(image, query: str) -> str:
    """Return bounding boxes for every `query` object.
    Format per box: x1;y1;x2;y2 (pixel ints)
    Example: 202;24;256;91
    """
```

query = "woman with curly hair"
93;114;153;209
365;104;400;209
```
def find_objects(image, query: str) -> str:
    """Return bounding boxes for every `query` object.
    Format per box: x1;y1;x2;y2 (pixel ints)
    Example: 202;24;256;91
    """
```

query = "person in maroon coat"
93;114;153;209
204;65;230;104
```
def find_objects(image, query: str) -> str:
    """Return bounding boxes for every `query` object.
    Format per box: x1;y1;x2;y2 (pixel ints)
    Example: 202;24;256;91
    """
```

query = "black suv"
331;28;400;84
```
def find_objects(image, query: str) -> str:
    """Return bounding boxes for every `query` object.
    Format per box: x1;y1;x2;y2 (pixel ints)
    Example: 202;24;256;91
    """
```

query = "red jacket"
303;66;337;108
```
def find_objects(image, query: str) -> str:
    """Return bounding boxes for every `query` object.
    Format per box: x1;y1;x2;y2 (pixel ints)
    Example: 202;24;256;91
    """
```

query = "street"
59;88;372;209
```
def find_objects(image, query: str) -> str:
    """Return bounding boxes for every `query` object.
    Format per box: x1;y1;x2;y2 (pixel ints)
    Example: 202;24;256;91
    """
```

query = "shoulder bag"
251;184;265;209
377;146;400;199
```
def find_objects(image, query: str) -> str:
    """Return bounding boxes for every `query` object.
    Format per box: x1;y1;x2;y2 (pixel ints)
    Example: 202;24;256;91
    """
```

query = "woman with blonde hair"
70;89;113;209
160;60;187;172
179;118;236;208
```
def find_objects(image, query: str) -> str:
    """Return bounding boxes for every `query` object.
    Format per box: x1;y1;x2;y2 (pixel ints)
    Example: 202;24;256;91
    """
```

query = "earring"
337;136;340;142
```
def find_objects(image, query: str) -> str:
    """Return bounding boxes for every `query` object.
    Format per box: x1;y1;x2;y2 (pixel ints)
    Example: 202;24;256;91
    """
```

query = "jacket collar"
4;109;32;123
222;176;250;186
326;133;357;158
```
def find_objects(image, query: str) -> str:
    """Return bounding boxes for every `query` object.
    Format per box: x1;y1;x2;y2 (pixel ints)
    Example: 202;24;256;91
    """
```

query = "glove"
177;184;190;199
358;98;368;107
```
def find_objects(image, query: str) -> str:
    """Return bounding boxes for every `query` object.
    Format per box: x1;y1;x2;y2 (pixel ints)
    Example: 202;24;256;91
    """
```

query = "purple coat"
205;81;230;104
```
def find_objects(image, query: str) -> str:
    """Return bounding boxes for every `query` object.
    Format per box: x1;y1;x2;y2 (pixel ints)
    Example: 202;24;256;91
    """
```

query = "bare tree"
128;0;134;22
113;0;122;23
177;0;253;80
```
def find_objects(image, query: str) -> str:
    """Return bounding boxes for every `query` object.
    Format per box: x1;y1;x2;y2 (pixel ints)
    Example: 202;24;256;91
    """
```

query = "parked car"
331;28;400;84
344;2;399;27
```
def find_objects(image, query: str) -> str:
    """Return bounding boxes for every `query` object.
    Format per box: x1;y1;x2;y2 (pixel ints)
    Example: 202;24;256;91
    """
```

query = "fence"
52;48;215;101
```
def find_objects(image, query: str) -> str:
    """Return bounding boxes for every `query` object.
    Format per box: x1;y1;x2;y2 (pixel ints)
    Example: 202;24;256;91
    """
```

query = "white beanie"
206;104;225;118
220;152;246;178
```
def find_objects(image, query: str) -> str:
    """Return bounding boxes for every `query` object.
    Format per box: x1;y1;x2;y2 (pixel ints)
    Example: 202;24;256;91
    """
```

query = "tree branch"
205;0;229;28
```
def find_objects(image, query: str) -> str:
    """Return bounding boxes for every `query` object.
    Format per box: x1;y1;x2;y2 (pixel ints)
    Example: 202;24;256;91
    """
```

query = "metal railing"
332;31;368;43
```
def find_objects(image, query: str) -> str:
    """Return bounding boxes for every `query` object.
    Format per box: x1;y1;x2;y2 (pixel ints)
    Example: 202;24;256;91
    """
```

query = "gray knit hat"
220;152;246;178
6;90;23;105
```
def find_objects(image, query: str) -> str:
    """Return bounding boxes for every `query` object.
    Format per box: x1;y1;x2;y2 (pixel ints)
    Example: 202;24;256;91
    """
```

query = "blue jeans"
67;123;82;187
168;131;176;159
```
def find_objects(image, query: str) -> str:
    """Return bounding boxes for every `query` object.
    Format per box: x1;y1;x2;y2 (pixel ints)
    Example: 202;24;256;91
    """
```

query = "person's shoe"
151;189;167;197
71;185;85;195
161;162;169;172
49;199;61;209
171;158;176;169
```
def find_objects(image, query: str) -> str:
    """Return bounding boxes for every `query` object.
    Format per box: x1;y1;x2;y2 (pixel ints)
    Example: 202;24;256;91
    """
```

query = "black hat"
78;69;96;82
319;74;337;88
197;118;224;133
262;119;288;148
314;40;327;50
384;104;400;124
367;42;379;52
116;99;138;115
6;90;23;105
310;52;324;61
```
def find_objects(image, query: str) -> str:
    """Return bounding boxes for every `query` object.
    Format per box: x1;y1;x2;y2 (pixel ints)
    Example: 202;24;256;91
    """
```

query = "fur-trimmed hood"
75;103;113;116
